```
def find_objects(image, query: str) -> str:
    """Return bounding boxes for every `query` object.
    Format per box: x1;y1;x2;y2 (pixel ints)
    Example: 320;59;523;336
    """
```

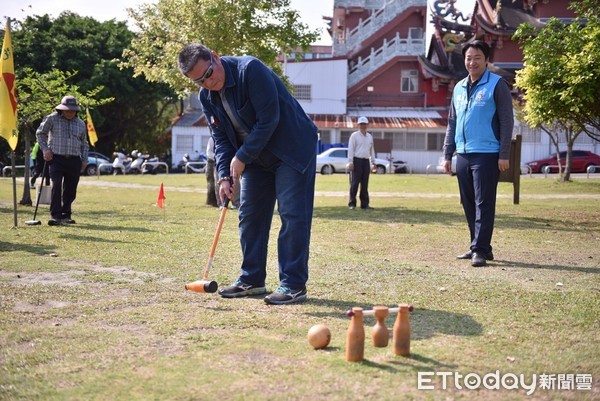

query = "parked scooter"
129;150;148;174
113;150;145;175
112;152;131;175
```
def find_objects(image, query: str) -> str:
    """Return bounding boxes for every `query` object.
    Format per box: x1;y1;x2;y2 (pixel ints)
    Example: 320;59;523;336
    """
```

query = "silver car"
316;147;389;175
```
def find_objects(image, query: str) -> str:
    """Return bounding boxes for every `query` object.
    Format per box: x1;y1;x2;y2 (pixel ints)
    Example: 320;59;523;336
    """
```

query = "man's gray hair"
178;43;212;75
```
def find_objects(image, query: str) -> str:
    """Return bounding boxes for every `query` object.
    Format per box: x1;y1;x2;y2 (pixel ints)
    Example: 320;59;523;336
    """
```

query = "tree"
122;0;319;94
513;0;600;181
11;13;177;157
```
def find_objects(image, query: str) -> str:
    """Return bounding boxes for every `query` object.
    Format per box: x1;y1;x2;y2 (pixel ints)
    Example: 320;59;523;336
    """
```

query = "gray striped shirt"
36;112;89;159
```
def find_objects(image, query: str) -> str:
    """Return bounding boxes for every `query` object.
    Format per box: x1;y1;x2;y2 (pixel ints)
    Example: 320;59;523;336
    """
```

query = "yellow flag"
86;107;98;146
0;20;18;151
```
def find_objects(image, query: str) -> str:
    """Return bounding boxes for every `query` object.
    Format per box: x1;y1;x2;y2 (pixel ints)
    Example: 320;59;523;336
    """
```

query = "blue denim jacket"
199;56;318;179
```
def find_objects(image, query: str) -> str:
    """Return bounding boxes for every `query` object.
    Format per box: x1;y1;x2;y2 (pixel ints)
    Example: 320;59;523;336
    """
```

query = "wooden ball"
307;324;331;349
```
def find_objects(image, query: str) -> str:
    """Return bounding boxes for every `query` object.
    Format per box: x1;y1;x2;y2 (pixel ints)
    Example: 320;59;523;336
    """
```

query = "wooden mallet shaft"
185;198;230;294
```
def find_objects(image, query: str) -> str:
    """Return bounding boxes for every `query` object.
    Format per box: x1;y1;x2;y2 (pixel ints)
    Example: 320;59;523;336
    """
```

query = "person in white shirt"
347;116;376;210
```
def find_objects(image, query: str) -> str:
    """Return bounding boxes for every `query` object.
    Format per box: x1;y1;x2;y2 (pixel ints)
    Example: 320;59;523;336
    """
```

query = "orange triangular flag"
157;183;166;208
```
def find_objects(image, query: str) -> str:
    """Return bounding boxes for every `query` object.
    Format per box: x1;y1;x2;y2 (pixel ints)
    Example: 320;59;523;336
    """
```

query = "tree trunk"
18;125;33;206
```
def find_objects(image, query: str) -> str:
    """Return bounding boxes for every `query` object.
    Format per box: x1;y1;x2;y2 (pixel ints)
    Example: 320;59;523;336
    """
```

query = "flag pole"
10;151;17;228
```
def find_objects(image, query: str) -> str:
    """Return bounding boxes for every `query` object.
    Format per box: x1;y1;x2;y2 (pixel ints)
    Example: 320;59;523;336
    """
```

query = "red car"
526;150;600;173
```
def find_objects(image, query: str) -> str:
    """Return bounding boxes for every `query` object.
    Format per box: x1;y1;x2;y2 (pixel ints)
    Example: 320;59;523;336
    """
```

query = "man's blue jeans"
456;153;499;255
237;155;316;289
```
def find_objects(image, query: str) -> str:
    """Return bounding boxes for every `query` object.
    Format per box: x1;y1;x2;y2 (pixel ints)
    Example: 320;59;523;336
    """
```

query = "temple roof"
475;0;545;35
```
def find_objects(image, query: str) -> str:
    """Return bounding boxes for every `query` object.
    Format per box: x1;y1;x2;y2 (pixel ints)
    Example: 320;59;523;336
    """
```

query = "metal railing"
143;161;169;174
2;165;25;177
542;165;598;178
347;34;425;87
184;162;207;174
334;0;425;56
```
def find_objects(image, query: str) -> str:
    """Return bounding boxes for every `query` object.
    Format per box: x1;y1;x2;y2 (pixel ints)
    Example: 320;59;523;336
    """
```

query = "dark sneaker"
61;218;76;224
48;218;62;226
218;279;267;298
264;286;307;305
361;206;374;210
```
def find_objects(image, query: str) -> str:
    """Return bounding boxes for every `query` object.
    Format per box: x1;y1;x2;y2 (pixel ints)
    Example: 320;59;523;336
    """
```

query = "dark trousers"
238;153;316;289
205;159;219;207
49;155;82;219
348;157;371;208
456;153;500;254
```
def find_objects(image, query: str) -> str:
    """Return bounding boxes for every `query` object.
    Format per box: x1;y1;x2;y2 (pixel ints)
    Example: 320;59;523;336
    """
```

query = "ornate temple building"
170;0;597;172
419;0;576;108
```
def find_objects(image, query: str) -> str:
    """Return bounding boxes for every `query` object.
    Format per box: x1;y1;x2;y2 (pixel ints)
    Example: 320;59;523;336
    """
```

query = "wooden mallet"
185;198;230;294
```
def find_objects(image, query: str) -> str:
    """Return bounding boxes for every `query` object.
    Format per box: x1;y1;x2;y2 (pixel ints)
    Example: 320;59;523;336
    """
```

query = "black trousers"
456;153;500;254
348;157;371;208
49;155;82;219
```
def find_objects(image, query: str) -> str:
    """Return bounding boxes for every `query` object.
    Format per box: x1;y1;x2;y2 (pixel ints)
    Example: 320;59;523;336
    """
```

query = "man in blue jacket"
178;44;318;304
443;40;514;267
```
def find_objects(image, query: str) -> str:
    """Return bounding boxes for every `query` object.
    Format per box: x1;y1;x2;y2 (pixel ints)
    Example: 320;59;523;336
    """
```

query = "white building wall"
171;126;211;169
284;59;347;115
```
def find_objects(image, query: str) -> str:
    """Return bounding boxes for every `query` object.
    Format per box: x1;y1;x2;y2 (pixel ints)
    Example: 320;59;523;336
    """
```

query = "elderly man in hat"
347;116;376;210
36;95;89;226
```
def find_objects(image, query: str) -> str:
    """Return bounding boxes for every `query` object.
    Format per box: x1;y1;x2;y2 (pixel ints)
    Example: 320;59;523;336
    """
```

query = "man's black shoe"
457;251;494;260
471;252;487;267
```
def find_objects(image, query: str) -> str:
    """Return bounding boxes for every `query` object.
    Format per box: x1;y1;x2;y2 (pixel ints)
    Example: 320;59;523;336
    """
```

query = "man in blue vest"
443;40;514;267
178;44;318;304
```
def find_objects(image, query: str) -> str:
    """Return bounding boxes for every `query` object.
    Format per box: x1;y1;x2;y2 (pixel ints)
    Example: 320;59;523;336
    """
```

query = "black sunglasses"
192;54;214;85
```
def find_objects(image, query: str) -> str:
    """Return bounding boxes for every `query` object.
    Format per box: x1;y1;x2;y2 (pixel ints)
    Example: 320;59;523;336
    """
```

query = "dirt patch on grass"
0;262;176;288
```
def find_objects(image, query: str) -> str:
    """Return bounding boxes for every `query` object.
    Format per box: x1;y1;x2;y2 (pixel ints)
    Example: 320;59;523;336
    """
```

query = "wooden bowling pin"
346;307;365;362
371;306;389;347
392;304;411;356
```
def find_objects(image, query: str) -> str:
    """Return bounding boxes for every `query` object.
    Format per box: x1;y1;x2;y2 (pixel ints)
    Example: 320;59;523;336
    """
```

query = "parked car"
83;153;113;176
316;147;389;175
525;150;600;173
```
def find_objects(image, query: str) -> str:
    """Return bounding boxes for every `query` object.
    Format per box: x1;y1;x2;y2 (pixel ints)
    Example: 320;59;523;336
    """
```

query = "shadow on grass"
70;223;154;233
313;205;595;235
56;233;141;244
327;353;456;373
0;240;58;255
314;206;464;225
496;214;597;233
492;259;600;274
305;299;482;339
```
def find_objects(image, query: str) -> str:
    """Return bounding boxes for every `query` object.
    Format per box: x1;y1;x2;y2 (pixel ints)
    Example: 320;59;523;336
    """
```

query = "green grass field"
1;174;599;400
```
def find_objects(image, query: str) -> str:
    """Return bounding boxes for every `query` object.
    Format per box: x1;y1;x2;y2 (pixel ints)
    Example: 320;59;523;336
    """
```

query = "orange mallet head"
185;280;218;293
